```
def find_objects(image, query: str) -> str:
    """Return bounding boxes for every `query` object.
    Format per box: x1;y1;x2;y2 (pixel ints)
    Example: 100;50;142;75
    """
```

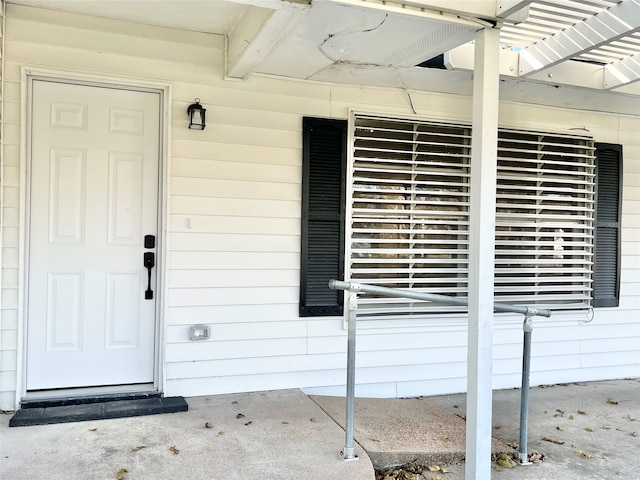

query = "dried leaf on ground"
115;468;128;480
89;428;97;432
569;415;574;420
556;426;563;431
310;418;317;422
169;445;179;455
585;427;593;432
576;450;592;459
131;446;147;452
236;413;245;419
496;453;516;469
204;422;213;428
217;431;225;436
542;436;565;445
578;410;587;415
631;432;637;437
529;452;545;463
607;398;618;405
231;401;238;405
427;465;449;473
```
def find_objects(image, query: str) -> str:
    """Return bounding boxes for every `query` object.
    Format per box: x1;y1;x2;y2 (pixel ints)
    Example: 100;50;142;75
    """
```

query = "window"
593;143;622;307
301;114;607;319
349;114;471;318
299;118;347;316
494;129;595;310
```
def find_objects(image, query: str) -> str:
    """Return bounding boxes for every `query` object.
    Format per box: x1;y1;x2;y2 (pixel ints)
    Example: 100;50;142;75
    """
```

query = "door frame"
16;67;171;406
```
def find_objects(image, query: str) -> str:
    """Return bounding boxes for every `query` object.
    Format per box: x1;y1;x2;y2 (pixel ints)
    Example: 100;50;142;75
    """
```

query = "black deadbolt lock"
144;235;156;249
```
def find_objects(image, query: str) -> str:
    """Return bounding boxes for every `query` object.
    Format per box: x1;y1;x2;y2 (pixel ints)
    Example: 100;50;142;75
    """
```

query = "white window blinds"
349;114;471;319
348;113;595;320
495;129;595;310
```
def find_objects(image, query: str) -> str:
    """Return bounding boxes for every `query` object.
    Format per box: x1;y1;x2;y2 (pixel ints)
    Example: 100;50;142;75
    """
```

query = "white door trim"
16;67;171;407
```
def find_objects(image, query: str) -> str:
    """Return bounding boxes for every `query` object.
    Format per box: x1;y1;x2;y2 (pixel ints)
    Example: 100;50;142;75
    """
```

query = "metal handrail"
328;279;551;465
329;280;551;318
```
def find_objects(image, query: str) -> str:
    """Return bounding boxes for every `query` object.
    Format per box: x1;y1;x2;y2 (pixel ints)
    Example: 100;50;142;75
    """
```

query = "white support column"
466;26;500;480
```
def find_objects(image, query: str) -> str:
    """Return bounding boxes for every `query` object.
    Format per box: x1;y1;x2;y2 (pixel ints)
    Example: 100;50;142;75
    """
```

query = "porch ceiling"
9;0;640;114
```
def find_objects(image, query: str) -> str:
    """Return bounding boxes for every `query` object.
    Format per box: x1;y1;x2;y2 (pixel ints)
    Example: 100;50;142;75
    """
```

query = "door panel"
26;80;160;390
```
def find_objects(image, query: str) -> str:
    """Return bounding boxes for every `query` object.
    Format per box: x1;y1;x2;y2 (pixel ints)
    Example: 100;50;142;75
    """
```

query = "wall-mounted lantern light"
187;98;206;130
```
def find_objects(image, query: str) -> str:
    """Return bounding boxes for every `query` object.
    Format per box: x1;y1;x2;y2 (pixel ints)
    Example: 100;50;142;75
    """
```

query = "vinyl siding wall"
0;4;638;409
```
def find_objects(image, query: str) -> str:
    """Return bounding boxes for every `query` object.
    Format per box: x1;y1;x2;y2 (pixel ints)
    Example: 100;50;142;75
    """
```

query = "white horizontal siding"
167;304;300;325
168;287;298;307
171;83;330;117
166;338;308;363
0;3;638;410
169;252;299;270
170;196;300;217
169;233;299;252
167;321;307;343
172;159;300;183
168;269;299;289
170;215;300;235
171;178;300;201
171;140;299;166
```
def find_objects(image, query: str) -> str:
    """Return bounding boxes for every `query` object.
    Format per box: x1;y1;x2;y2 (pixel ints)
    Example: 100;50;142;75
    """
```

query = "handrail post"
342;290;359;460
519;310;534;465
328;280;550;464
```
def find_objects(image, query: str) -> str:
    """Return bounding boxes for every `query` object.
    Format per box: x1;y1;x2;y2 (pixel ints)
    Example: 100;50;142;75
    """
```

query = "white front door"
26;79;160;391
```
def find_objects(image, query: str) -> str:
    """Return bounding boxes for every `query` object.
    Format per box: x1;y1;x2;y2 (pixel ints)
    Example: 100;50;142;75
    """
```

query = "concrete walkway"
311;395;514;468
0;389;373;480
428;378;640;479
1;379;638;479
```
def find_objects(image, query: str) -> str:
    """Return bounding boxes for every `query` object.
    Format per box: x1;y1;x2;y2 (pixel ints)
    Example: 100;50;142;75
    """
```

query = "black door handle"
144;252;155;300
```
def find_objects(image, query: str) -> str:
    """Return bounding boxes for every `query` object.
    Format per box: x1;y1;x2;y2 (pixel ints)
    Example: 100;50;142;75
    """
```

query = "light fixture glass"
187;98;206;130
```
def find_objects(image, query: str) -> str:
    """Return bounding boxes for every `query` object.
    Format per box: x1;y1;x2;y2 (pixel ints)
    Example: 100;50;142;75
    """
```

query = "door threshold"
22;384;157;408
10;395;188;427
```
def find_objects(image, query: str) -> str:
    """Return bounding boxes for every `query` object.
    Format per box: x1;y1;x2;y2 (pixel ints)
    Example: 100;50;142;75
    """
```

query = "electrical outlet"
189;324;210;340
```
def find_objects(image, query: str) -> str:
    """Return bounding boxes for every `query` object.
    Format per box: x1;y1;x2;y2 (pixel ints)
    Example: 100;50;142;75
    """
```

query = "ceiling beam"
605;52;640;89
445;42;634;91
325;0;485;27
226;1;309;80
519;0;640;76
496;0;533;23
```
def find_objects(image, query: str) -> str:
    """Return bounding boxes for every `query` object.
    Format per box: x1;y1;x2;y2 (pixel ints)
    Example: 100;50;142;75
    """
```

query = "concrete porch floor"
1;379;638;479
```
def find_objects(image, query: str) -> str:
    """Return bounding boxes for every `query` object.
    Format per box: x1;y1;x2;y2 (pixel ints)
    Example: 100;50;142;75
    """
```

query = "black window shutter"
300;117;347;316
593;143;622;308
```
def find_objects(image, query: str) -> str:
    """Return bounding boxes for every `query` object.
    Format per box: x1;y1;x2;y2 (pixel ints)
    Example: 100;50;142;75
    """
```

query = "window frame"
299;114;620;319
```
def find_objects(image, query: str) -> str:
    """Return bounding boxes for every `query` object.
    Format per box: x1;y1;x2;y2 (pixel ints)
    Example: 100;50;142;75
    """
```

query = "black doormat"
9;396;188;427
